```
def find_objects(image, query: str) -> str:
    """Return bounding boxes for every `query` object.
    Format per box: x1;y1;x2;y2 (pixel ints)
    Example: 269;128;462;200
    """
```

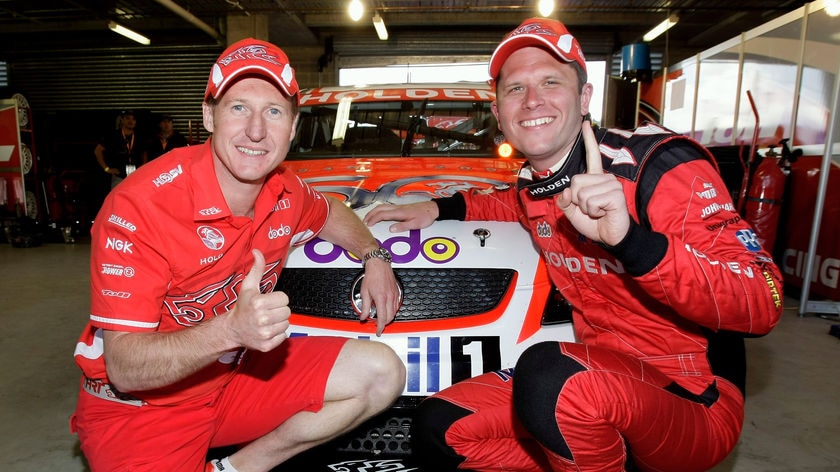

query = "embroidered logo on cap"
508;22;575;55
511;22;558;41
212;44;292;89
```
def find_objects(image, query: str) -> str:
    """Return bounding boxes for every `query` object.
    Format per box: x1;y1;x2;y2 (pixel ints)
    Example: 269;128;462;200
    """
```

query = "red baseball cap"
489;18;587;80
205;38;299;100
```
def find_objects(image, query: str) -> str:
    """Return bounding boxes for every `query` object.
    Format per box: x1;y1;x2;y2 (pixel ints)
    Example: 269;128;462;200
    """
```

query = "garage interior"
2;1;840;471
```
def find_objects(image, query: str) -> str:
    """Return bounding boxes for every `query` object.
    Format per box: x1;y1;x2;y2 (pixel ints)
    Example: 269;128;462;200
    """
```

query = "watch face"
375;247;392;262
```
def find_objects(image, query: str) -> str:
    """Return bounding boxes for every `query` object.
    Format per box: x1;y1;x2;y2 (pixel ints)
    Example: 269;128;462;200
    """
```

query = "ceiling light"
348;0;364;22
825;0;840;17
538;0;555;17
643;14;678;42
372;13;388;40
108;21;151;45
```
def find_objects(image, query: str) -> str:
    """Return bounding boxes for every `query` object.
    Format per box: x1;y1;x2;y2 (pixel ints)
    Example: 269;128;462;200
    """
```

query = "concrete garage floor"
3;242;840;472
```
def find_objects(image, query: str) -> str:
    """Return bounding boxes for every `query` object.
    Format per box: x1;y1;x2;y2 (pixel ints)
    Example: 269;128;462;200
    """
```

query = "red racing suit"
412;123;783;471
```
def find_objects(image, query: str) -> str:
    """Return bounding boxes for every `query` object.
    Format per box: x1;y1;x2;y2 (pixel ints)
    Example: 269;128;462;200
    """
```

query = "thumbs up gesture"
228;249;291;352
555;120;630;247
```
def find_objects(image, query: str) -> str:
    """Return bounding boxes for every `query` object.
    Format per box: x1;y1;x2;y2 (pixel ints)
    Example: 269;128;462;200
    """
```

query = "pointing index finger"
582;119;603;174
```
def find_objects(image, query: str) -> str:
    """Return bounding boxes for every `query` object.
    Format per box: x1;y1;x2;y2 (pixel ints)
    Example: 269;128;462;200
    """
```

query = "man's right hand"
363;201;439;232
102;249;291;392
555;121;630;247
228;249;291;352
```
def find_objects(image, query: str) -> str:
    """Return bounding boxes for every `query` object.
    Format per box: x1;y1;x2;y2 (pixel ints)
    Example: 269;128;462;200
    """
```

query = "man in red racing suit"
364;17;783;472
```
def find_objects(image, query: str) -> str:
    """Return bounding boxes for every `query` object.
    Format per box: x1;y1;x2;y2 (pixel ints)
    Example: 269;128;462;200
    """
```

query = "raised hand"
582;118;603;175
555;120;630;246
228;249;291;352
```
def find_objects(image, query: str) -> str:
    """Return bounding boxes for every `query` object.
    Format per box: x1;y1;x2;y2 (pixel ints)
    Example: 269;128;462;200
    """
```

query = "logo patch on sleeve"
736;229;762;252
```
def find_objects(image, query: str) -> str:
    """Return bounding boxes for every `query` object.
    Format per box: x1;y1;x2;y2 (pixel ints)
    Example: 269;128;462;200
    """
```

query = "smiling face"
202;76;298;192
492;46;593;172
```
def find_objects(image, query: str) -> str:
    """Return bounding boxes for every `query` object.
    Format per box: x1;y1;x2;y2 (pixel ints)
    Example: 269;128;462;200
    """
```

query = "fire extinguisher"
742;138;800;252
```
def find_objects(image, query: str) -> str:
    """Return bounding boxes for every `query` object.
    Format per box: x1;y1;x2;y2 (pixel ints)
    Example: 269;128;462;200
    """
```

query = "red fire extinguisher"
742;138;800;252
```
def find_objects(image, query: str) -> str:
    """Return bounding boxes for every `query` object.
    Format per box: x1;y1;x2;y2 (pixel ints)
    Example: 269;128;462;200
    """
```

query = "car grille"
276;267;516;321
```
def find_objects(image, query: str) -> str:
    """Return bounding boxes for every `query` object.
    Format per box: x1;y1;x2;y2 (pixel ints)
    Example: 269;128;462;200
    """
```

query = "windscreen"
289;99;499;159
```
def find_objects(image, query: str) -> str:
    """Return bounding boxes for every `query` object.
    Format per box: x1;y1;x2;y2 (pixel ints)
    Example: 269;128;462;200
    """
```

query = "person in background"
71;38;406;472
94;109;143;190
365;17;783;472
142;113;189;163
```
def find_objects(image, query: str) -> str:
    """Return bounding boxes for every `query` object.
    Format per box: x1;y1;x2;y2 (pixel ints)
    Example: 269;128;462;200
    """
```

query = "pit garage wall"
640;0;840;300
2;29;324;231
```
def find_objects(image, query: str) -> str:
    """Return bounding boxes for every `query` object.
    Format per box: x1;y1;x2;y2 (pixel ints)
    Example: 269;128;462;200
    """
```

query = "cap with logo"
204;38;299;100
489;18;587;81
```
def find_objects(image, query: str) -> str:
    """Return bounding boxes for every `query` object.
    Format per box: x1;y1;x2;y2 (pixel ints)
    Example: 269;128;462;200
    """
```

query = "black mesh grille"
276;267;516;321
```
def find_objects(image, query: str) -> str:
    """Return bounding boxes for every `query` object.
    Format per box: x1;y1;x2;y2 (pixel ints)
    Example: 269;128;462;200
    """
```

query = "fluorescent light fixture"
538;0;555;17
643;14;678;42
108;21;150;45
372;13;388;40
348;0;364;22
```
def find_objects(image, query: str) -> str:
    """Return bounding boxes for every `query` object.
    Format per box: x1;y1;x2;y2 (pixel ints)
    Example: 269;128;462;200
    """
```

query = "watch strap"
362;247;392;266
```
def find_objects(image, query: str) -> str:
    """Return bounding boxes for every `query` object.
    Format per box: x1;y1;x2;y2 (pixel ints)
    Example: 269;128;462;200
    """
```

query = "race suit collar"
517;129;586;199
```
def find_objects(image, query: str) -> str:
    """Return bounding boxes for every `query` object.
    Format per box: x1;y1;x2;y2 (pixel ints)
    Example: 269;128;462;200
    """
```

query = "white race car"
277;83;575;464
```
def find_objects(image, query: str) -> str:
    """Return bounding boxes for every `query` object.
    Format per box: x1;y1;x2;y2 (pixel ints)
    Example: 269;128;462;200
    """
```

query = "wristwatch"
362;247;392;266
